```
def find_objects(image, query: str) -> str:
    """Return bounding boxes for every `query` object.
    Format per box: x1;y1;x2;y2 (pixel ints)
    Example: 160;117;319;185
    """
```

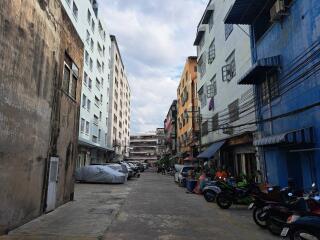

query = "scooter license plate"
248;203;254;210
280;228;289;237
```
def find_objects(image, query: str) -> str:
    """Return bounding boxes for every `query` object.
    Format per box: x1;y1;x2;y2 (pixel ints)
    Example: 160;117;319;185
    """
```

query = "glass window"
72;2;78;20
87;99;91;112
80;118;85;132
225;24;233;40
208;39;215;64
82;94;86;108
85;121;90;134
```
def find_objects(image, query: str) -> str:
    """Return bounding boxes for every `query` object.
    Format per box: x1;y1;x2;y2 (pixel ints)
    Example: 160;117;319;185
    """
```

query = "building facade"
164;100;178;157
226;0;320;188
61;0;113;167
127;132;159;164
194;0;258;178
0;0;83;233
107;35;131;161
176;57;200;162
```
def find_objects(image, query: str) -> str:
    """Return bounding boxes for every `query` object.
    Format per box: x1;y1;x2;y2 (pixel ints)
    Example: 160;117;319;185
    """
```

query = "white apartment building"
61;0;113;166
107;35;131;160
194;0;258;178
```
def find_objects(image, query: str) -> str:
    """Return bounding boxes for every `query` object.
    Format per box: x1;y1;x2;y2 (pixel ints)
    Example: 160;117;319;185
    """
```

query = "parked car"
120;162;134;179
178;166;194;187
75;165;126;184
142;163;148;170
107;163;129;180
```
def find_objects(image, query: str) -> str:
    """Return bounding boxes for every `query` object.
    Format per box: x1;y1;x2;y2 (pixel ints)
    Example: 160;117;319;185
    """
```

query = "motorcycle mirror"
288;193;293;197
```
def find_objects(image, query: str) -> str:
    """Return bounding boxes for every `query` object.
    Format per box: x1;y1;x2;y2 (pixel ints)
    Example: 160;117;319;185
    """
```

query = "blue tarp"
197;140;225;159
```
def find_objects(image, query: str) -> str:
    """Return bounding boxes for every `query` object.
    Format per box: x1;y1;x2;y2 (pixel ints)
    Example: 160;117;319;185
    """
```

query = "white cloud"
100;0;207;133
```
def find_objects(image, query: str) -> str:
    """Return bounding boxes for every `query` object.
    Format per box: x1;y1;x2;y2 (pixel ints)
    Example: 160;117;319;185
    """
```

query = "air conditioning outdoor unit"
270;0;286;22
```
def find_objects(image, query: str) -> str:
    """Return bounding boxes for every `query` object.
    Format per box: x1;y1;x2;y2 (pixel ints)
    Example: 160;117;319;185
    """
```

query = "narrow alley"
2;172;278;240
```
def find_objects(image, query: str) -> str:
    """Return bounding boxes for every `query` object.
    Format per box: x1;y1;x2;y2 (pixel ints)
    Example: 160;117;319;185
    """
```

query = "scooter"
202;179;230;202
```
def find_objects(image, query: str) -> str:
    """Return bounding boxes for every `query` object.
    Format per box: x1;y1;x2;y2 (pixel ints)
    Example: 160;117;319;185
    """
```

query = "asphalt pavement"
1;171;279;240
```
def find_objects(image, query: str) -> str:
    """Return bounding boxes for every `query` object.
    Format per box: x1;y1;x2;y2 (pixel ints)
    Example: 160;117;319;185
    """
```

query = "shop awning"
238;56;281;85
202;4;215;24
254;127;314;146
197;140;225;159
194;25;206;46
224;0;270;25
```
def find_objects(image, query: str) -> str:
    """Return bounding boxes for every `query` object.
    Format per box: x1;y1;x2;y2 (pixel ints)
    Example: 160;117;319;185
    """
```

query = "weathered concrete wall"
0;0;83;234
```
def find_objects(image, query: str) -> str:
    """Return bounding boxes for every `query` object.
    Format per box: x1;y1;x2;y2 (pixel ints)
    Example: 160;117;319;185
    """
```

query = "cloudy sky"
100;0;207;134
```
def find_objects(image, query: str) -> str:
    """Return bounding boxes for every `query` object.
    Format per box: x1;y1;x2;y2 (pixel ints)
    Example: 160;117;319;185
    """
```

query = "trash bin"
186;179;197;192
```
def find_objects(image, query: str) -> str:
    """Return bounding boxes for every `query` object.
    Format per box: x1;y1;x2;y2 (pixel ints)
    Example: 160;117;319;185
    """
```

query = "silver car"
75;165;126;184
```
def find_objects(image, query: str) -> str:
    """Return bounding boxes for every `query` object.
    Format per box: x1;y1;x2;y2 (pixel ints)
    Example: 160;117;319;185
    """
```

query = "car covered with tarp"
75;165;126;184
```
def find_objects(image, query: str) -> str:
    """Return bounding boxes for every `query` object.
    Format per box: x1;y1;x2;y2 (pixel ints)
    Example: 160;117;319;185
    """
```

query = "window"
228;99;239;122
207;75;217;98
90;39;94;52
82;94;86;108
105;133;108;145
222;51;236;82
209;12;214;31
198;53;206;78
198;85;207;108
114;114;118;123
208;39;215;64
114;102;118;111
85;51;89;65
87;10;91;24
85;121;90;134
93;115;99;125
87;99;91;112
98;129;101;142
100;94;103;103
97;60;102;73
80;118;85;132
199;32;205;50
101;78;104;87
86;30;90;45
201;121;208;136
92;136;98;143
62;54;78;99
95;96;100;106
212;114;219;131
89;58;93;71
91;20;95;33
225;24;233;40
260;71;279;105
72;2;78;20
96;78;100;90
84;72;88;85
88;78;92;90
99;111;102;121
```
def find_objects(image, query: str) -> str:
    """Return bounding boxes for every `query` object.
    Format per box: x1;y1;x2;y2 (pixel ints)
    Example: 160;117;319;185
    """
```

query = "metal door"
46;157;59;212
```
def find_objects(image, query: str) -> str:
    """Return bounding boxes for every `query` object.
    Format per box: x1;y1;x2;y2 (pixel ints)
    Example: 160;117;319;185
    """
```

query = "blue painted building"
225;0;320;189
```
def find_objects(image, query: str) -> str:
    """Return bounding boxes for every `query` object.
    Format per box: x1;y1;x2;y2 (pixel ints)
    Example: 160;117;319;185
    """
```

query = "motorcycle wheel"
216;192;232;209
267;219;282;236
252;207;268;228
204;190;217;202
291;230;319;240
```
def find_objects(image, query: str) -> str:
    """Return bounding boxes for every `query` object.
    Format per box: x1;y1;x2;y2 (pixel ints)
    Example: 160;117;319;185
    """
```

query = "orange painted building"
177;57;200;160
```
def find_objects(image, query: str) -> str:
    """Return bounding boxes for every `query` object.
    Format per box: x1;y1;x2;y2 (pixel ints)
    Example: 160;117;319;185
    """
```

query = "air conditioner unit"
270;0;286;22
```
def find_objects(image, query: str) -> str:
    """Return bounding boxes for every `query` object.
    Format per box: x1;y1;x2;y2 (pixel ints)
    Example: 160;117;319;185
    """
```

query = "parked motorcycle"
249;186;294;228
265;184;320;235
281;215;320;240
215;181;260;209
203;180;228;202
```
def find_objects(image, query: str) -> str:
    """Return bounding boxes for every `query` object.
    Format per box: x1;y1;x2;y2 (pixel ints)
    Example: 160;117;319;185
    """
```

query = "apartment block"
176;57;200;162
61;0;113;166
194;0;257;178
107;35;131;160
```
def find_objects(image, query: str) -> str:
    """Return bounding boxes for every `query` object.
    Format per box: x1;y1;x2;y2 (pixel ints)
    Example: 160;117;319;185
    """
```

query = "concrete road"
1;172;279;240
104;172;278;240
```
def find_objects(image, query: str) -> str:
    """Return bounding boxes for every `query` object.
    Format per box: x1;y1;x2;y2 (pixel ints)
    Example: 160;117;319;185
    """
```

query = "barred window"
198;52;206;78
208;39;215;64
212;113;219;131
228;99;239;122
202;121;208;136
198;86;207;108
